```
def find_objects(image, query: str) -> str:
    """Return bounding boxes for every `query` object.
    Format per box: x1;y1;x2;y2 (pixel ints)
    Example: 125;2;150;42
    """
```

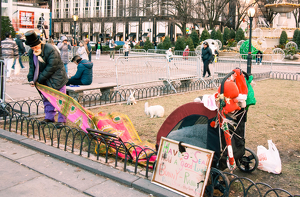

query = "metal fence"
147;49;167;55
115;54;202;88
0;103;296;196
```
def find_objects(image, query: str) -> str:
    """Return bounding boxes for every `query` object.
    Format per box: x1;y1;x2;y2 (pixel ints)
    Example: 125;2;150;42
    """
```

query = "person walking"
57;36;71;75
25;30;68;128
67;55;93;86
166;48;173;62
95;41;102;59
123;40;130;60
201;41;213;78
12;34;26;70
109;39;117;61
183;45;189;60
85;38;92;61
1;32;18;82
77;40;89;60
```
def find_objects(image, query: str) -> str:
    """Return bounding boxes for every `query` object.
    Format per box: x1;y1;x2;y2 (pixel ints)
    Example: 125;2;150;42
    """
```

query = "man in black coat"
12;34;26;69
201;41;213;78
25;30;68;128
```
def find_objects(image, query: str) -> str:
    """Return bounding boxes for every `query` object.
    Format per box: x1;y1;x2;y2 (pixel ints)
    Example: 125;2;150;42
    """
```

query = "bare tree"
139;0;198;37
292;0;300;28
195;0;230;30
256;0;277;27
235;1;256;30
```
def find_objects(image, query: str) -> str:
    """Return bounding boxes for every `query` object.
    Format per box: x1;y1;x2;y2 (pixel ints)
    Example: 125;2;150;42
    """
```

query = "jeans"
66;78;84;86
256;57;262;63
12;53;25;69
43;85;67;123
64;63;68;74
202;60;211;77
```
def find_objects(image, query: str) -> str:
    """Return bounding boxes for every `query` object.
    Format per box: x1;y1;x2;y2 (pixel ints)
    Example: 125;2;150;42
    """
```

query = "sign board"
19;11;35;29
151;137;214;197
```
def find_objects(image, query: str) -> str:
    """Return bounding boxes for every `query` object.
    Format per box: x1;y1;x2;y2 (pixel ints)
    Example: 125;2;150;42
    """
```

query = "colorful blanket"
36;84;156;166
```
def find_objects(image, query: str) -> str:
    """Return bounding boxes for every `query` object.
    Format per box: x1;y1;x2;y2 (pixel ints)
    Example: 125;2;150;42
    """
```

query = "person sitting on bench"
67;55;93;86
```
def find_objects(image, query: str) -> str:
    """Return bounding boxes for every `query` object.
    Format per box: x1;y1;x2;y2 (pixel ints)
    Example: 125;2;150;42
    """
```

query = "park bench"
159;74;197;93
66;82;117;100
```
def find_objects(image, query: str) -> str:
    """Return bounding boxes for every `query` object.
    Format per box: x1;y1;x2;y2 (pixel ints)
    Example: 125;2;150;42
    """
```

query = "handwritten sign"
151;137;214;197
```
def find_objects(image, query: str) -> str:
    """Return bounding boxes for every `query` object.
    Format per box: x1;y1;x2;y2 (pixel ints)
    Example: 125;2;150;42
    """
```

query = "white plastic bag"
257;140;282;174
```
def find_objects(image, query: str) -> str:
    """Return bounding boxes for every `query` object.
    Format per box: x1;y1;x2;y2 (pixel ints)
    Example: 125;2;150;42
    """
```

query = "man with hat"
25;30;68;128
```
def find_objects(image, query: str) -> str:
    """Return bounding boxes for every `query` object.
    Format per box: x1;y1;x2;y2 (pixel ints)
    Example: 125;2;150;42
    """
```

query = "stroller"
156;69;259;196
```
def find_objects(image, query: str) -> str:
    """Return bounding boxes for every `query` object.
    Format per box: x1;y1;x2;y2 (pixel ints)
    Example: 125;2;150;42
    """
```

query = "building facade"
51;0;198;43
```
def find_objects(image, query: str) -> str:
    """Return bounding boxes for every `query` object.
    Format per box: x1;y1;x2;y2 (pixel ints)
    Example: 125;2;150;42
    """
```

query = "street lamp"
247;6;255;74
72;15;78;45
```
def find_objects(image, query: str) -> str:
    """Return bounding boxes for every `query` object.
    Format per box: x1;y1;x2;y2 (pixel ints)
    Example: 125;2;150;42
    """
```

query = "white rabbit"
127;90;137;105
194;97;201;102
144;102;164;118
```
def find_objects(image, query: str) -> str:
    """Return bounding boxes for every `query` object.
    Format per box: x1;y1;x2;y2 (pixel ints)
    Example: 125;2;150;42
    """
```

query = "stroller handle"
220;68;249;95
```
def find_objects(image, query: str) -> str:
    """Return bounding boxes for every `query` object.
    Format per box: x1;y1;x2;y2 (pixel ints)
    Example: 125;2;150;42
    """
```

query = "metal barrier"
174;50;197;57
118;48;147;56
147;49;167;55
115;54;202;88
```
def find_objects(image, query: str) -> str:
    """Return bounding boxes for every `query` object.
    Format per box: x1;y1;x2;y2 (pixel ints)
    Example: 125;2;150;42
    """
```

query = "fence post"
0;60;5;103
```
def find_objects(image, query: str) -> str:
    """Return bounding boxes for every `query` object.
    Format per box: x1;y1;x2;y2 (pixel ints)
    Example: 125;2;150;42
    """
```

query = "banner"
19;11;35;29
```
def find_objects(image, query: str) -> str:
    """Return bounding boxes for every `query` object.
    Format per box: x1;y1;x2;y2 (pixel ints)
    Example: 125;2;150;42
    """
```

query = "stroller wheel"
205;167;229;197
236;148;259;173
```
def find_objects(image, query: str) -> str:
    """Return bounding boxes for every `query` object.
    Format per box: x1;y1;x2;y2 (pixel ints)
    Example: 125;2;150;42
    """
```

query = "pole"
73;20;76;45
247;16;253;74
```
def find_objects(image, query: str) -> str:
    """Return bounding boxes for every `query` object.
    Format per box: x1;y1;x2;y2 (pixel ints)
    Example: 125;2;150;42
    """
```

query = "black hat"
25;30;41;47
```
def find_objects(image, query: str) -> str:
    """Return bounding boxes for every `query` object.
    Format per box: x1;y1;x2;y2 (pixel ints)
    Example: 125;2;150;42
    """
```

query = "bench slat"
66;82;117;92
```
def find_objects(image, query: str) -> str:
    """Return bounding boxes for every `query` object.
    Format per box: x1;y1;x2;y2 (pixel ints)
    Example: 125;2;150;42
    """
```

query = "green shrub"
134;45;143;49
235;28;245;42
227;39;237;47
1;16;16;40
185;37;194;51
230;29;236;39
296;32;300;49
115;45;123;50
143;37;154;51
210;29;216;39
102;45;109;51
279;31;288;45
223;27;230;45
190;30;199;48
200;29;210;42
215;30;223;45
292;29;299;42
163;36;172;49
175;36;185;50
157;42;164;49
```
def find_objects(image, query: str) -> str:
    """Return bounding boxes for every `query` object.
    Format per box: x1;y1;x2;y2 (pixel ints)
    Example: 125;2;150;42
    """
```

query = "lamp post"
72;15;78;45
247;6;255;74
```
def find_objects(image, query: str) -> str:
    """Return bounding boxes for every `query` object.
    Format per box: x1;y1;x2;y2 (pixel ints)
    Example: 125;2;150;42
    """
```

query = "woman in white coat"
77;40;89;60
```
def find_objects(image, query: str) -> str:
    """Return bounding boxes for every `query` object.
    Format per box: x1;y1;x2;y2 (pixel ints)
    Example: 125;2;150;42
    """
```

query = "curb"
0;129;181;197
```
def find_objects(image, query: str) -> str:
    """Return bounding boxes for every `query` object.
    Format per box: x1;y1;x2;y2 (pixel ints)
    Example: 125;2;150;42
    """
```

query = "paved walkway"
0;129;181;197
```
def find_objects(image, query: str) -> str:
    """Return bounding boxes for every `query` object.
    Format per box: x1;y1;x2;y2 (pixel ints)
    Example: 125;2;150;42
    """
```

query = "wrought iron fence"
0;102;296;196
